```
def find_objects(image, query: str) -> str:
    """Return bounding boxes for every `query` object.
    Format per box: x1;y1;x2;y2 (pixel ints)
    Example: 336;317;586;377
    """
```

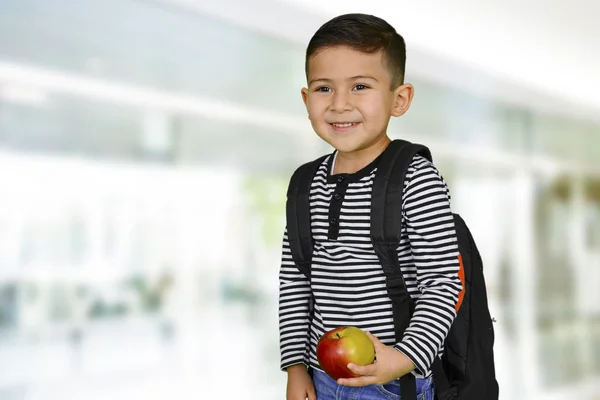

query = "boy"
279;13;463;400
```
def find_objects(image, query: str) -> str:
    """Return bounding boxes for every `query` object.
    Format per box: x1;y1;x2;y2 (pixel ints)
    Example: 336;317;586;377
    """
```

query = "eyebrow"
309;75;379;85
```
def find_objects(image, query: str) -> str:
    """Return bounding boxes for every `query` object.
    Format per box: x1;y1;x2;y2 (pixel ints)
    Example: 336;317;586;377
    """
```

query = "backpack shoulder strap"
371;139;432;244
285;154;329;279
370;139;433;400
370;139;432;299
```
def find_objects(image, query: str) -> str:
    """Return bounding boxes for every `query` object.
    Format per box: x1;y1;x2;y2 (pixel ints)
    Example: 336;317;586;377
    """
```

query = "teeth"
333;123;356;127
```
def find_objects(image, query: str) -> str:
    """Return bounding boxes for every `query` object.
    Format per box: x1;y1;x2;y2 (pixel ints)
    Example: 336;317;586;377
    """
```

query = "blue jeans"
312;369;435;400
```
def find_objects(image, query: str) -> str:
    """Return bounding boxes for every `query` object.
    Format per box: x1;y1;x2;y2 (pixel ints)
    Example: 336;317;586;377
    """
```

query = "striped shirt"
278;150;463;378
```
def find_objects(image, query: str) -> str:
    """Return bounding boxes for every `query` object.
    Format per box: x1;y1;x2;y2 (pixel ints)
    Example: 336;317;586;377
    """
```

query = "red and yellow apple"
316;326;375;380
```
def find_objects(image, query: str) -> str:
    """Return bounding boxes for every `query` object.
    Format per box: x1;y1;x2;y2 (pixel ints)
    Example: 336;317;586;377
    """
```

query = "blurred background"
0;0;599;399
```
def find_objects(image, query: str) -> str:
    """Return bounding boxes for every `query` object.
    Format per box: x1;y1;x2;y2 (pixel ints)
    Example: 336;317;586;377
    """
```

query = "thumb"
307;385;317;400
365;331;384;349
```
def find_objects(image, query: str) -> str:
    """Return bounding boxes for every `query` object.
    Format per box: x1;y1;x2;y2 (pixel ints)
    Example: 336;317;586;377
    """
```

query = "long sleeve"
393;158;464;377
278;227;312;370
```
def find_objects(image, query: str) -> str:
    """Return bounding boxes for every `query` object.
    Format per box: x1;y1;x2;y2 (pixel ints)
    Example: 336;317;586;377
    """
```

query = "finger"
347;362;377;376
307;387;317;400
337;375;378;387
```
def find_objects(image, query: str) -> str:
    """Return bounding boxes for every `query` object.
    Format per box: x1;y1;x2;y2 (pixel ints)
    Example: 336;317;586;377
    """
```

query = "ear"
391;83;414;117
301;87;310;119
301;87;309;107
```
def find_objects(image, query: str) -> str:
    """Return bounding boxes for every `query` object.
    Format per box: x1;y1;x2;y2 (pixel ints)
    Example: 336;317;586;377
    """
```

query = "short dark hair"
305;13;407;88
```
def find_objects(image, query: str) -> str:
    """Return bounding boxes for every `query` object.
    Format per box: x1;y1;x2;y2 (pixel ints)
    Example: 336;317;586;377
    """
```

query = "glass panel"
531;112;600;168
389;79;529;153
0;0;307;115
0;94;143;160
534;174;600;387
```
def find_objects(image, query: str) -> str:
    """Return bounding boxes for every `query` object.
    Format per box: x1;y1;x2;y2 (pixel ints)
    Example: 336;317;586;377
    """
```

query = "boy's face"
302;46;413;155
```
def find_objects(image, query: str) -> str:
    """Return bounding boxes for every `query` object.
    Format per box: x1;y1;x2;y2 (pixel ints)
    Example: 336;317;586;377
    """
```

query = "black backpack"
285;139;499;400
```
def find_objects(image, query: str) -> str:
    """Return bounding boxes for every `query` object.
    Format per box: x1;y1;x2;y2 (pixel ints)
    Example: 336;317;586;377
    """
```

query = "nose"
330;91;353;113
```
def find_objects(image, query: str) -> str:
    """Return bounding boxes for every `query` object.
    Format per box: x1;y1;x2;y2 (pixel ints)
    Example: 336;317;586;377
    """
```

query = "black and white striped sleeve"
394;157;463;376
278;227;312;371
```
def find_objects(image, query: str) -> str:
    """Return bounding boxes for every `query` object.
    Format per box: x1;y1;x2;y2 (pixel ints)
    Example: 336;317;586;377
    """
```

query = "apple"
316;326;375;380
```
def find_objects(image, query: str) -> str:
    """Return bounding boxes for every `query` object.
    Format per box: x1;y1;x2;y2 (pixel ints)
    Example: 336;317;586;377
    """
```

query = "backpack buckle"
385;276;405;290
385;277;408;300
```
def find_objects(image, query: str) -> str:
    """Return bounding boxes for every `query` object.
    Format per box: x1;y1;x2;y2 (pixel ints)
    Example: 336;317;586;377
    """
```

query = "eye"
353;84;369;90
315;86;332;93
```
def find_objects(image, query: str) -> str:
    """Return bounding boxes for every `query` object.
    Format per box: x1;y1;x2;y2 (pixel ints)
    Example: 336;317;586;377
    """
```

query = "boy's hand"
337;331;416;387
286;364;317;400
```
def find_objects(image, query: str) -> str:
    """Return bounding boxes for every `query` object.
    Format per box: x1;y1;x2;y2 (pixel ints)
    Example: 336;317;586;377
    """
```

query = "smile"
330;122;361;130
